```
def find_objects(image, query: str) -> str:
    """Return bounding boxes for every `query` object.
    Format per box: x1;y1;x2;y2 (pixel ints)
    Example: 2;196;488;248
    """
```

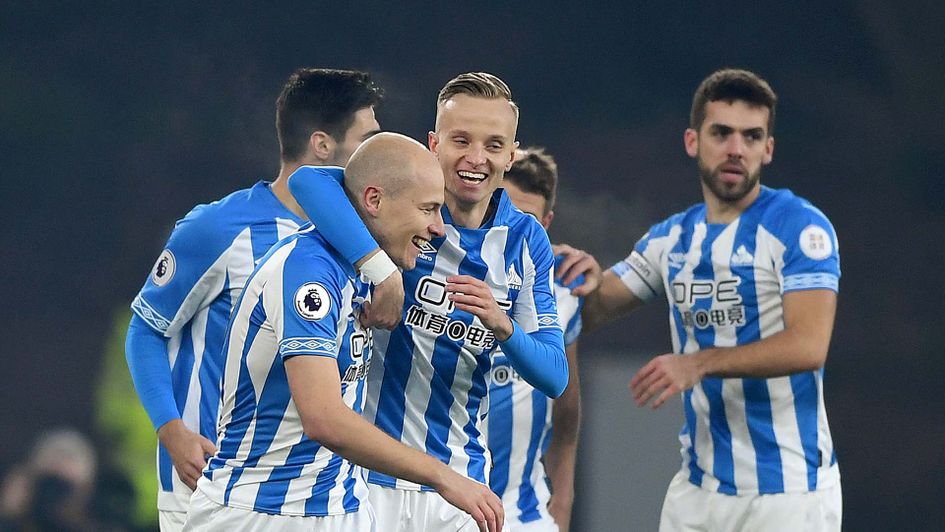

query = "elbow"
548;364;569;399
300;414;344;450
801;346;829;372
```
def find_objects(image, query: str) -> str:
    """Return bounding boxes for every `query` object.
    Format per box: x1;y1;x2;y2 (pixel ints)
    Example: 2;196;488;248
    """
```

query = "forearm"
581;272;643;332
544;343;580;494
499;324;568;398
694;326;828;379
287;166;379;265
312;404;449;489
125;314;179;430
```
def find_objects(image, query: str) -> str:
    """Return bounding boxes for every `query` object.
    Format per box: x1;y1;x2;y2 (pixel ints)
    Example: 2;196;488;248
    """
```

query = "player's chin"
399;251;417;271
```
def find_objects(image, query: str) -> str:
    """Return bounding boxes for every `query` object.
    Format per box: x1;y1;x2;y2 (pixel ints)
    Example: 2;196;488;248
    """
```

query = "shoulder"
759;187;837;244
640;203;702;243
280;229;352;287
170;185;263;244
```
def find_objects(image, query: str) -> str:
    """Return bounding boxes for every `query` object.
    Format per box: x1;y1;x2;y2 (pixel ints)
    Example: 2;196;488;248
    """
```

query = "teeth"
458;171;486;181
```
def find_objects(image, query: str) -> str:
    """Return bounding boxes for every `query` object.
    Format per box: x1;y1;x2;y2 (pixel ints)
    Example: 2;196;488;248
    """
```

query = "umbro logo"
507;263;523;290
730;245;754;266
417;240;437;261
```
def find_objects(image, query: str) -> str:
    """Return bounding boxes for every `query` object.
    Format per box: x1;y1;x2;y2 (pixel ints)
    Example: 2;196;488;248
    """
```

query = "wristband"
360;251;398;284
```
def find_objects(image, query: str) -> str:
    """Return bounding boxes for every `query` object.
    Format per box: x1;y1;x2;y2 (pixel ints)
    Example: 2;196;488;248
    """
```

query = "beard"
698;158;761;204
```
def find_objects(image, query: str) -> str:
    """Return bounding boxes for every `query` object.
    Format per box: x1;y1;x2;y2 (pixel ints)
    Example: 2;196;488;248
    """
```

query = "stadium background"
2;2;943;529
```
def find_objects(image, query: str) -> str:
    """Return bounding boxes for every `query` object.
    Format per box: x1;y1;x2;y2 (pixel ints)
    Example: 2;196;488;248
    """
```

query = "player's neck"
271;163;308;220
444;194;494;228
702;183;761;225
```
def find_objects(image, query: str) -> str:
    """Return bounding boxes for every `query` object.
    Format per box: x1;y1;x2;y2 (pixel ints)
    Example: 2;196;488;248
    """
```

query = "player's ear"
763;136;774;165
684;128;698;158
541;210;554;230
427;131;439;153
505;141;520;171
309;130;335;163
363;185;384;216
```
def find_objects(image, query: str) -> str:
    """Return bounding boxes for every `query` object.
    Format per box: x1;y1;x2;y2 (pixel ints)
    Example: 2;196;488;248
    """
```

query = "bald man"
185;133;505;532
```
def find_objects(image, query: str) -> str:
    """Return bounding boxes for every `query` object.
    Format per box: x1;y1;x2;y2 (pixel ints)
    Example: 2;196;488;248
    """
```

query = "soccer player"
185;133;504;532
558;69;842;531
124;68;403;532
288;73;569;531
486;147;582;532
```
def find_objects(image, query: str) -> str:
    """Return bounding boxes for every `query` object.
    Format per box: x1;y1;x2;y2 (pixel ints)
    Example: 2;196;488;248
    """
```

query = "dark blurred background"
2;1;943;530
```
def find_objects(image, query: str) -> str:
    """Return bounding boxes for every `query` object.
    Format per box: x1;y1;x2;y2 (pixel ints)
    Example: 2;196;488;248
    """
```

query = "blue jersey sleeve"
125;314;179;430
502;225;567;398
132;203;237;336
777;203;840;294
287;166;380;266
275;247;348;360
499;323;568;398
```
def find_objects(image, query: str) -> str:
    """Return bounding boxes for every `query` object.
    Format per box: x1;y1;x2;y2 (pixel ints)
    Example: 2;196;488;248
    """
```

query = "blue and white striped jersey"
487;260;583;526
200;226;372;516
130;181;304;511
611;186;840;495
362;190;561;490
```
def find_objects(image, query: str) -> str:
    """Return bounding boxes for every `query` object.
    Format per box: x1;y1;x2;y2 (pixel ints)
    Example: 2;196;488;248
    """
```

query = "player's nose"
429;211;446;238
464;144;487;166
725;135;746;157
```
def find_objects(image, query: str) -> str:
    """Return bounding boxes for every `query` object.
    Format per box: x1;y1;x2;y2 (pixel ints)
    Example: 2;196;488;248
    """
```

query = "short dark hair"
276;68;384;161
504;147;557;215
690;69;777;134
436;72;519;119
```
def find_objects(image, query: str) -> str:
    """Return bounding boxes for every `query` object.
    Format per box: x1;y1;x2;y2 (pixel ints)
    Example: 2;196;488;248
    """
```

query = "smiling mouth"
411;236;428;250
457;170;487;184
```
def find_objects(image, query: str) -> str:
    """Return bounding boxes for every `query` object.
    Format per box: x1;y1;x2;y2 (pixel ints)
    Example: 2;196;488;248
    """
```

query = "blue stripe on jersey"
703;377;735;495
516;390;548;523
251;216;279;263
198;279;231;438
743;379;783;493
340;461;361;512
158;444;174;491
790;372;820;490
683;389;703;486
487;379;513;496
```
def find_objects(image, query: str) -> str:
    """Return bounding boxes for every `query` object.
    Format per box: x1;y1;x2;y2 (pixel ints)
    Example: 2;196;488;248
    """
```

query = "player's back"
362;190;561;490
